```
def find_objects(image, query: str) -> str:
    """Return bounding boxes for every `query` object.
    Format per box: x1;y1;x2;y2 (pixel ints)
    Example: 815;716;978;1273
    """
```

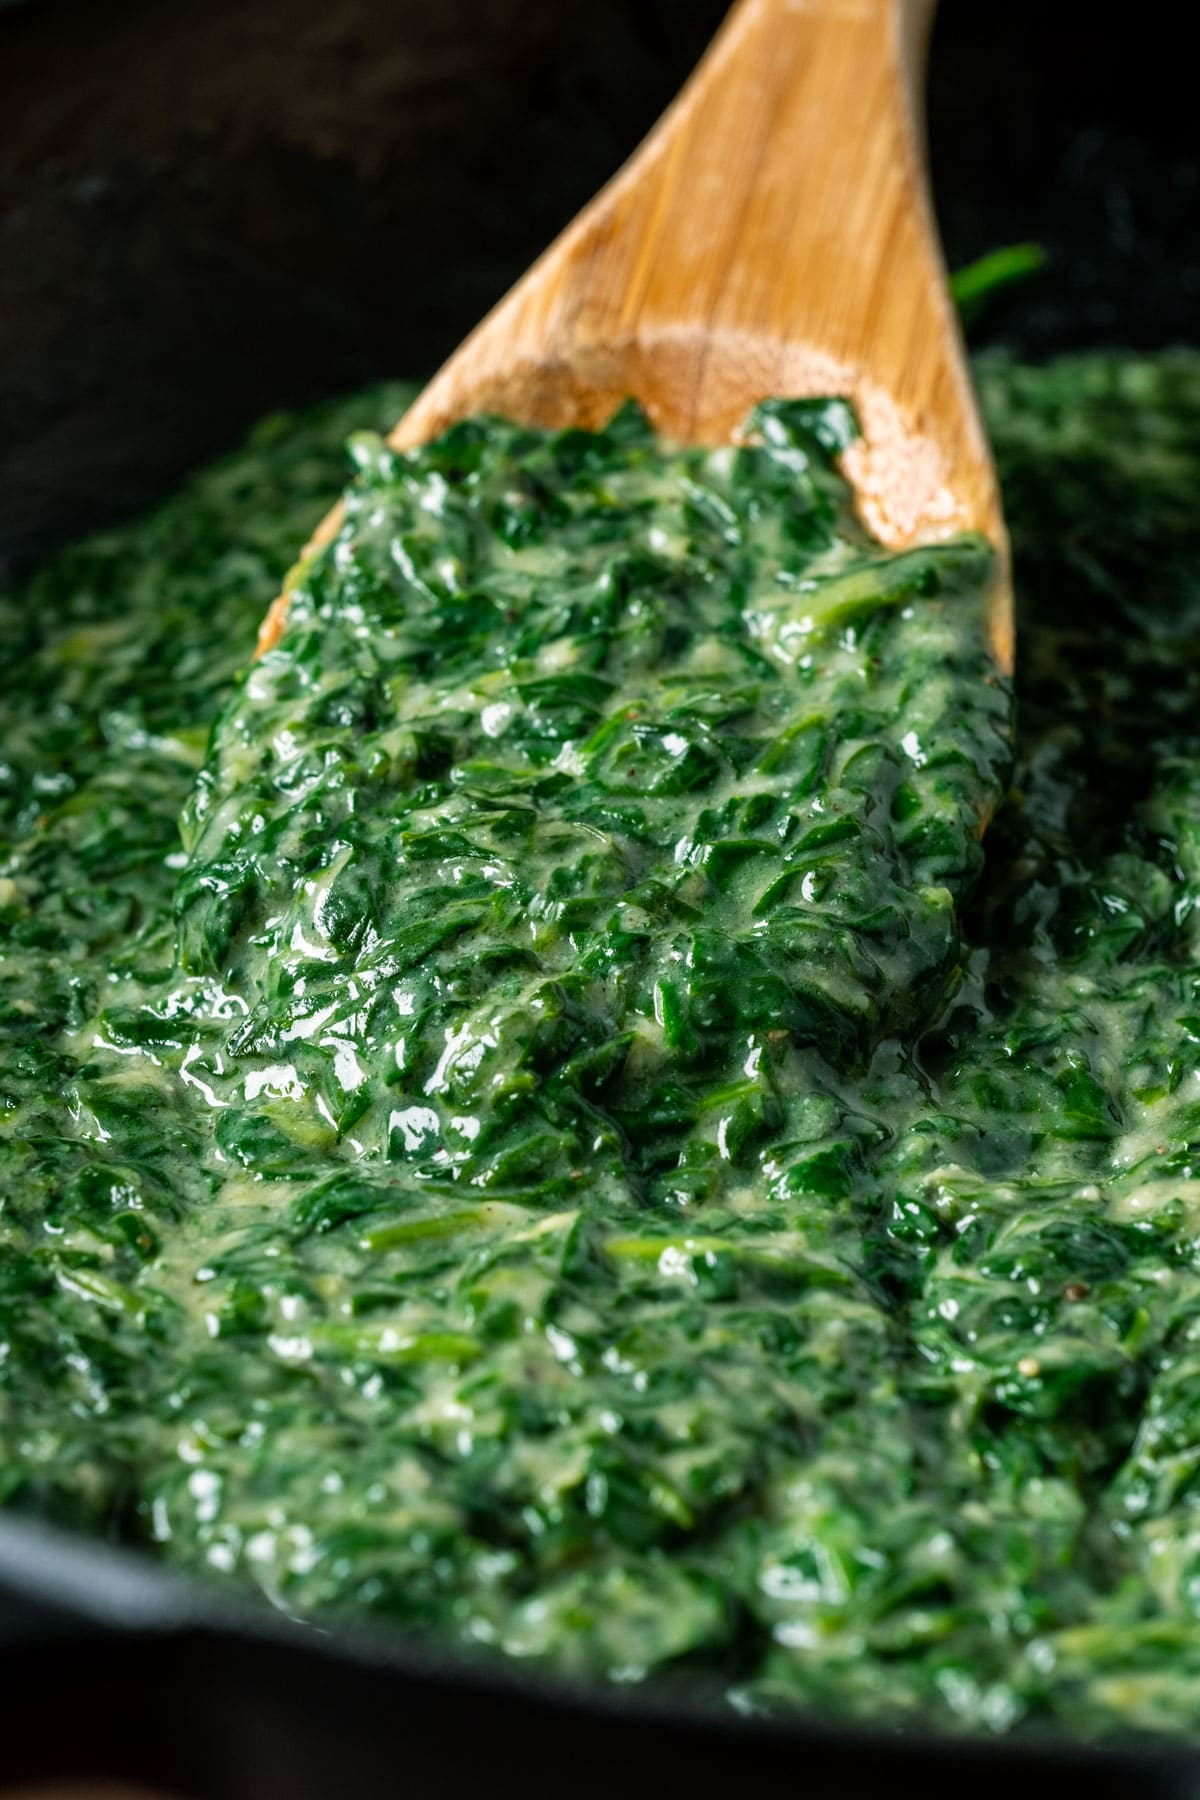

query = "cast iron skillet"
2;1515;1200;1798
1;3;1198;1790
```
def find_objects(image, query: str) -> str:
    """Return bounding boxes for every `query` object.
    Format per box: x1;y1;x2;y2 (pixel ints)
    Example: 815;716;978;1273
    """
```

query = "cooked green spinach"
3;354;1200;1739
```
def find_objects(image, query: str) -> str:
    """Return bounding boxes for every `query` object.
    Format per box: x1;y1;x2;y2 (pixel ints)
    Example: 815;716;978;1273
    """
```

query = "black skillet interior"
1;2;1198;1791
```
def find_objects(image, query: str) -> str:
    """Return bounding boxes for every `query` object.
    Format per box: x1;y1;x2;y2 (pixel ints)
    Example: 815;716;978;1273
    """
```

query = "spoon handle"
536;0;948;429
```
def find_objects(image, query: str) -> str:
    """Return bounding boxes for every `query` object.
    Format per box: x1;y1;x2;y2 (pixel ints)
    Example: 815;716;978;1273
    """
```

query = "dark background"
0;0;1196;572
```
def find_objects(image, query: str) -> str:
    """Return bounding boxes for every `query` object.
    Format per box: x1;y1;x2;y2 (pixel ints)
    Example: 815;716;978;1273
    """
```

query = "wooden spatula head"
262;0;1010;671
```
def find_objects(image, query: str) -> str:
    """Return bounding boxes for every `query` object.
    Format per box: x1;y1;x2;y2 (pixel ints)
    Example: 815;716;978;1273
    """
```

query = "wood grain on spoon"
258;0;1011;673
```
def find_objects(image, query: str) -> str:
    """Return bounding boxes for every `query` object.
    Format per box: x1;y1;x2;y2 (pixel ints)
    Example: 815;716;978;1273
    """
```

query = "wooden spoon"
258;0;1011;671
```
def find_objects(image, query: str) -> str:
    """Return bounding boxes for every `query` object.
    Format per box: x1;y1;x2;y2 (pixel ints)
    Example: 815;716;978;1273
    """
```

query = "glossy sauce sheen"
2;358;1200;1735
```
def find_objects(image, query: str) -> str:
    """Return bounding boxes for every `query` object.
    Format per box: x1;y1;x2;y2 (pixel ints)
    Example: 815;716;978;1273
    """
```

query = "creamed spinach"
4;354;1200;1739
